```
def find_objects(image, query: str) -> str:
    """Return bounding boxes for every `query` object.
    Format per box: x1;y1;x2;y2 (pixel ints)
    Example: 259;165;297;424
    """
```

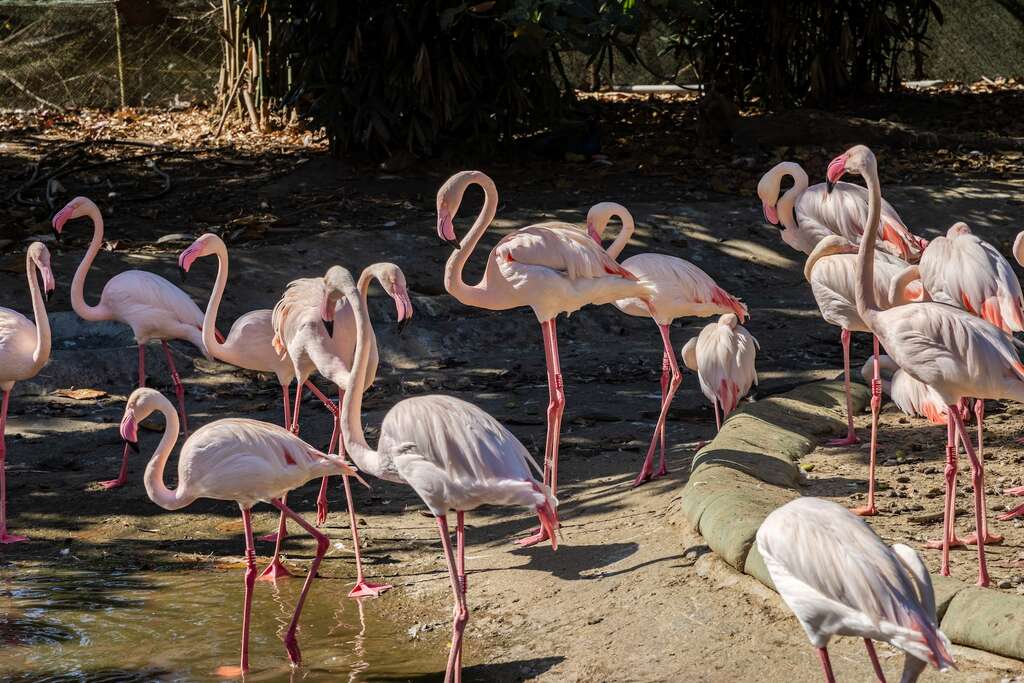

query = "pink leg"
0;391;26;543
827;329;860;446
655;353;670;477
161;341;189;438
258;491;293;581
271;497;330;666
437;515;468;683
215;506;257;677
100;345;147;489
948;409;991;587
138;344;146;388
925;420;966;564
864;639;886;682
454;511;467;672
281;384;292;431
517;320;563;547
713;400;722;432
853;336;881;516
963;400;1002;546
290;380;303;435
316;396;341;527
818;647;836;683
343;473;392;598
633;324;682;487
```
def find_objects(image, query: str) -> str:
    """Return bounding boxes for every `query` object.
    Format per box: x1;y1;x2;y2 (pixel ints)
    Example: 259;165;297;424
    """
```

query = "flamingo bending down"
437;170;648;545
178;233;346;581
53;197;211;489
325;264;558;683
757;497;954;683
680;313;758;431
118;387;361;675
585;204;747;484
757;161;926;260
0;243;55;543
269;264;411;596
831;144;1024;586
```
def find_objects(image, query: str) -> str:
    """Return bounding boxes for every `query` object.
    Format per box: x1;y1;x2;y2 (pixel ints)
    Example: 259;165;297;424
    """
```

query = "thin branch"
0;70;66;112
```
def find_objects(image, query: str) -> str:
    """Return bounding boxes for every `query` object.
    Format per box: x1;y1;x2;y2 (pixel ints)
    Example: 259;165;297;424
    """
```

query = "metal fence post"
113;3;127;108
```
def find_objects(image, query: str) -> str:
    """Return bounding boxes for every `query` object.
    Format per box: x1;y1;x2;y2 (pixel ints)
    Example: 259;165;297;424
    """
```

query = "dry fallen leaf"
53;388;108;400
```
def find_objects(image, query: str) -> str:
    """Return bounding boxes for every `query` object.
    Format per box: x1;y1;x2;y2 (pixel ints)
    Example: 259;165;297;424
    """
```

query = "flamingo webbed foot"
214;665;246;678
347;580;392;598
962;531;1004;546
98;477;127;490
515;528;551;548
257;557;293;581
0;532;28;544
826;434;861;447
851;505;877;517
923;536;967;550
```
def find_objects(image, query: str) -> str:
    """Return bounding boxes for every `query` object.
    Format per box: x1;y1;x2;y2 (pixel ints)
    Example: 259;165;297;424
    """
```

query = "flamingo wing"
100;270;204;330
495;225;635;284
620;253;747;321
694;317;758;412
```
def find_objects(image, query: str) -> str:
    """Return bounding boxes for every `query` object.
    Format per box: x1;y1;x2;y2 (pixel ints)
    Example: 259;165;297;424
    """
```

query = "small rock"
998;579;1013;589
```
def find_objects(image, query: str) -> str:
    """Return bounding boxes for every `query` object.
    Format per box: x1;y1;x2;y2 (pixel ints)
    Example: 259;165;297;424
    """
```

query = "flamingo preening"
118;387;362;675
680;313;758;431
325;264;558;683
831;144;1024;586
757;161;926;261
757;497;954;683
586;203;747;484
52;197;211;489
0;242;55;543
437;170;647;546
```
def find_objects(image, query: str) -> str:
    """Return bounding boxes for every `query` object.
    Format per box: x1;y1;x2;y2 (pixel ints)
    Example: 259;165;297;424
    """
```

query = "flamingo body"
612;253;748;324
863;356;948;425
681;313;758;419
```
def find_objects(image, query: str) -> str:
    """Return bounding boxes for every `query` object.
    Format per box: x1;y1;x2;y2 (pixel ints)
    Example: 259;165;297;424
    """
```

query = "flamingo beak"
437;206;460;249
177;244;201;282
40;266;55;301
825;154;847;194
393;287;413;335
320;293;335;337
50;205;72;242
762;202;779;226
120;408;140;453
586;220;602;245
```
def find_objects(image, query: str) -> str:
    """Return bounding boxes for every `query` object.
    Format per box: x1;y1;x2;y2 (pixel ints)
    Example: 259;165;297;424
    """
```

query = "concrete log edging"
677;379;1024;662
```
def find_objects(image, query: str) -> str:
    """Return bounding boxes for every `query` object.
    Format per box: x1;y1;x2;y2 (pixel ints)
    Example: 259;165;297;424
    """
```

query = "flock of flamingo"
0;144;1021;680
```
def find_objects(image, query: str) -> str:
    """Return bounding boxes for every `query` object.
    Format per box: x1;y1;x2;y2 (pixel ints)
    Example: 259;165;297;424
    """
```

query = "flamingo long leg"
817;647;837;683
101;345;147;490
316;394;342;527
853;336;881;516
863;639;886;682
925;419;963;568
161;341;189;438
343;473;392;598
963;400;1003;546
948;408;990;587
271;497;330;666
657;352;670;473
454;511;467;673
0;390;26;544
215;506;257;677
281;384;292;431
827;328;860;446
436;515;468;683
713;399;722;432
634;324;682;486
257;490;293;581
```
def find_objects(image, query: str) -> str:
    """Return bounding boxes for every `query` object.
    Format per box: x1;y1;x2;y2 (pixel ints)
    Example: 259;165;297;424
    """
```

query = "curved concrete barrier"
678;379;1024;662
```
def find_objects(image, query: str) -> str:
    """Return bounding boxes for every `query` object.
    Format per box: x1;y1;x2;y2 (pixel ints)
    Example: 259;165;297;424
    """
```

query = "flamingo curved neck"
70;205;110;321
26;253;51;371
777;164;808;233
339;279;386;479
201;241;229;362
855;160;883;323
142;396;191;510
592;205;634;260
443;175;499;310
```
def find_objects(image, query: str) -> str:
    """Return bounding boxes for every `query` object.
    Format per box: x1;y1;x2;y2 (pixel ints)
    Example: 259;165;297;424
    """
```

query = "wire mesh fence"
0;0;221;111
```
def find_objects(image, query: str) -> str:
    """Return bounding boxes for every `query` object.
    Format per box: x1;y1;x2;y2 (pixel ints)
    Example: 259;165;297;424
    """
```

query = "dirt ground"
2;91;1024;680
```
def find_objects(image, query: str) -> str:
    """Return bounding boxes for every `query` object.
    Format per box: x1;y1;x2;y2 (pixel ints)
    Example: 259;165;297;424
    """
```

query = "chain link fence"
0;0;221;111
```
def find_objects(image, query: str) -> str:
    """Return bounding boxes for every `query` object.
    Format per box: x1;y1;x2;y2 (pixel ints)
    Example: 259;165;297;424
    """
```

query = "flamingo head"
436;171;480;250
321;265;358;337
947;222;971;239
120;388;161;453
371;262;414;335
177;233;220;282
27;242;56;301
51;196;97;240
827;145;875;193
679;338;698;373
586;219;601;244
756;171;782;226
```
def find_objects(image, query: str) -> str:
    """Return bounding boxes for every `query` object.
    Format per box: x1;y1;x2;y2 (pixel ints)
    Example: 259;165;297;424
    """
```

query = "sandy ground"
2;133;1024;679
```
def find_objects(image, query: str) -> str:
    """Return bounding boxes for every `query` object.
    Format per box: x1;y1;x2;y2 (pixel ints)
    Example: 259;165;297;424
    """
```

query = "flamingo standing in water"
830;144;1024;586
680;313;758;431
757;497;954;683
324;264;558;683
118;387;361;675
52;197;210;489
268;263;411;596
0;242;55;543
437;170;648;545
178;233;358;581
757;161;926;260
587;204;747;484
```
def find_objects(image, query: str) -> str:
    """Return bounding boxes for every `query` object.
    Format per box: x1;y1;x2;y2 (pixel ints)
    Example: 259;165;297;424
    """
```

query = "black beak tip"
397;318;409;335
439;237;461;250
44;289;51;303
322;319;334;337
125;439;140;454
178;266;187;283
826;180;836;194
51;227;61;243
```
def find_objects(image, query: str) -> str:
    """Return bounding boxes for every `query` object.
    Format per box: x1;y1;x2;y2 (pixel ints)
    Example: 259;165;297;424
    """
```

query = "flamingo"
757;161;926;260
757;497;954;683
830;144;1024;586
0;242;55;543
584;203;748;484
52;196;210;489
118;387;362;675
437;170;647;545
680;313;758;431
861;356;950;426
177;233;357;582
268;263;411;596
324;263;558;683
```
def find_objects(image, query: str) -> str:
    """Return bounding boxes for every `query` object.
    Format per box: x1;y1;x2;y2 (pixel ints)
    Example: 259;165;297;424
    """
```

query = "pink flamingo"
862;356;951;426
52;197;210;489
268;264;411;596
680;313;758;431
0;242;55;543
757;161;926;260
324;264;558;683
437;170;647;545
831;144;1023;586
118;387;361;675
178;233;352;581
757;497;954;683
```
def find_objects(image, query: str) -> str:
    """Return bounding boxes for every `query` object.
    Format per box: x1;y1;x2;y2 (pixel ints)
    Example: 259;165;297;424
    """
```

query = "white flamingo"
680;313;758;430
